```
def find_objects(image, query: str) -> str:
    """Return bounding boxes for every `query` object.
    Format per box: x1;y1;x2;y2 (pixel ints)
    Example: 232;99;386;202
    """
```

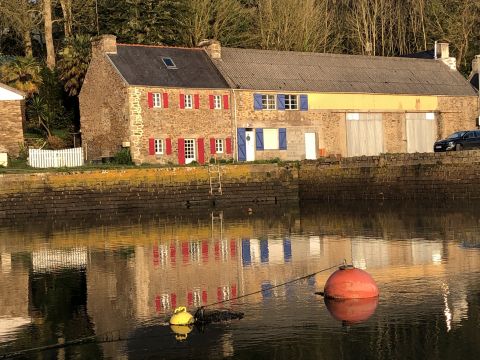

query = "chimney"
198;39;221;60
435;42;456;70
91;34;117;57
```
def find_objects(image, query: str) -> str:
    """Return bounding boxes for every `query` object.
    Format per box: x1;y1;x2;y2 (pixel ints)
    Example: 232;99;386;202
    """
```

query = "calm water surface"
0;203;479;359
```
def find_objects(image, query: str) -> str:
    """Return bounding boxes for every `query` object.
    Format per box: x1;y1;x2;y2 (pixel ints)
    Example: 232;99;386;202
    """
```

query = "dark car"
433;130;480;152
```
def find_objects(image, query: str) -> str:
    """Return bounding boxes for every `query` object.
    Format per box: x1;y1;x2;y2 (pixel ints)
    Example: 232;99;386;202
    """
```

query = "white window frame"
215;139;224;153
153;93;162;108
284;94;298;110
154;139;164;154
262;94;276;110
213;95;222;109
184;94;193;109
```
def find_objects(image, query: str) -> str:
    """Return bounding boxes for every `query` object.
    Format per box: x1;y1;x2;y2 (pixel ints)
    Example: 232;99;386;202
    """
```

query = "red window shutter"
197;138;205;164
178;138;185;165
209;95;214;109
179;94;185;109
223;94;229;110
194;94;200;109
163;93;169;108
148;138;155;155
147;92;153;108
226;137;232;154
210;138;216;154
166;138;172;155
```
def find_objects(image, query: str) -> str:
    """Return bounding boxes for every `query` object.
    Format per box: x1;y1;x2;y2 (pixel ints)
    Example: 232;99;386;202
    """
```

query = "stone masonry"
0;100;25;158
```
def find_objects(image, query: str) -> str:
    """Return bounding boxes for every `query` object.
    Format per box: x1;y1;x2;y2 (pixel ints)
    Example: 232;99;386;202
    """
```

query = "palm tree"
57;34;92;96
0;56;42;95
27;95;52;137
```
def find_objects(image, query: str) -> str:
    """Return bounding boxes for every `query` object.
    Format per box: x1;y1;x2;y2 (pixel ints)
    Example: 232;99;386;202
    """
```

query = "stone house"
208;42;478;161
79;35;233;165
80;36;477;164
0;83;25;159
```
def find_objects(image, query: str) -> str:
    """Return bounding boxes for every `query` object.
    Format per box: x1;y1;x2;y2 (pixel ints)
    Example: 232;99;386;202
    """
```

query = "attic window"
162;57;177;69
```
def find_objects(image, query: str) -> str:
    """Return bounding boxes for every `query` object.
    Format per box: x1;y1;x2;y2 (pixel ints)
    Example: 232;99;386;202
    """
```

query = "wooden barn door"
346;113;383;157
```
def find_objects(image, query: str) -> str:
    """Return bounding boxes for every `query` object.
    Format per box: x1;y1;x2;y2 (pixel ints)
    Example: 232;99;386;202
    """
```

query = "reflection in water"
324;297;379;325
0;203;480;359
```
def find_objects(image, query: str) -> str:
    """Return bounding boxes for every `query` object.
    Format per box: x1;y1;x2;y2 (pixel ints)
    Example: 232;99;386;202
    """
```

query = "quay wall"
0;164;298;218
300;150;480;201
3;151;480;219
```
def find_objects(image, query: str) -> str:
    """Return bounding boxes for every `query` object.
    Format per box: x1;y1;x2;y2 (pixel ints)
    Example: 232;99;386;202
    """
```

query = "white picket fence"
28;147;84;168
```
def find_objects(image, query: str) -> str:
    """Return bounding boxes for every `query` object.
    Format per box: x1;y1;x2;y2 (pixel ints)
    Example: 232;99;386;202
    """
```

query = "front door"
245;130;255;161
184;138;196;164
305;132;317;160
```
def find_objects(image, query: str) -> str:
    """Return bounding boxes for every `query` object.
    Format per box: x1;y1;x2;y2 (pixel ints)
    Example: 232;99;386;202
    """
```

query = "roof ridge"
221;47;440;63
117;43;203;51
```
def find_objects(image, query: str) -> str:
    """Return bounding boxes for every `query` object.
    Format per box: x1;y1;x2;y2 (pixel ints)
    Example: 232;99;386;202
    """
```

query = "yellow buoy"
170;324;193;341
169;306;194;326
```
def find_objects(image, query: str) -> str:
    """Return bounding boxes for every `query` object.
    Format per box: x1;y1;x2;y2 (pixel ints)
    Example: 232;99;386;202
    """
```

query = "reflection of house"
0;82;25;158
0;252;30;342
32;247;87;272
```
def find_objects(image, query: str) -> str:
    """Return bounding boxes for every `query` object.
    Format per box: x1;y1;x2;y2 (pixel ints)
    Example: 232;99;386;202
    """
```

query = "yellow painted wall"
309;93;438;111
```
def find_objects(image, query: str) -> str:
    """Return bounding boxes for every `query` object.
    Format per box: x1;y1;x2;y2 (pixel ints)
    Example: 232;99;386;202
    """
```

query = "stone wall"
234;91;478;160
0;100;25;158
129;87;233;165
79;51;130;161
300;150;480;201
0;164;298;218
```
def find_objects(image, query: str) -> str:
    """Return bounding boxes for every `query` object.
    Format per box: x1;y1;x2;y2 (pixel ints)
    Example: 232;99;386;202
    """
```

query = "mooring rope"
0;261;342;359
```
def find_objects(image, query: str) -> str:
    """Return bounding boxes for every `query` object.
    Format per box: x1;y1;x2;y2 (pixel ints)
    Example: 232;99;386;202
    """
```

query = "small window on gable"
162;57;177;69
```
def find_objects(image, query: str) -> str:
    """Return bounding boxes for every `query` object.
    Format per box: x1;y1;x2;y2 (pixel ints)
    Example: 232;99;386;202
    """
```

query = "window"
262;95;276;110
264;129;279;149
162;57;177;69
284;95;298;110
154;139;164;154
153;93;162;108
215;139;224;153
213;95;222;109
184;94;193;109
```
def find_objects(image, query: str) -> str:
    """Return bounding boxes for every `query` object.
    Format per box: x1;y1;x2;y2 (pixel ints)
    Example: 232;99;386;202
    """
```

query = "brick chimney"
435;42;456;70
198;39;221;60
91;34;117;57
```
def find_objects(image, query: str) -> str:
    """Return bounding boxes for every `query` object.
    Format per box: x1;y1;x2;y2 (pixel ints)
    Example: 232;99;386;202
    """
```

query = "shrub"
113;148;133;165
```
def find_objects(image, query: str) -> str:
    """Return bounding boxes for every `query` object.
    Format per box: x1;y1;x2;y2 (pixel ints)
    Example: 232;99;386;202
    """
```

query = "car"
433;130;480;152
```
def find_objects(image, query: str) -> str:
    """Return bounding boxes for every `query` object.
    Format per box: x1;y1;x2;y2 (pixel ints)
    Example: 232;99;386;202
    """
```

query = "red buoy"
324;265;379;299
324;297;378;325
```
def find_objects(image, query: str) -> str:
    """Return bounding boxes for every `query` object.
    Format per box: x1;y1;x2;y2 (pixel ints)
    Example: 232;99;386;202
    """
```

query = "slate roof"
108;45;229;89
213;48;477;96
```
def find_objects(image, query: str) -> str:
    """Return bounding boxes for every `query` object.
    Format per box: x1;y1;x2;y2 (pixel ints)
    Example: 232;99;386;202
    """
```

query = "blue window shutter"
237;128;246;161
279;128;287;150
241;239;251;266
260;239;269;263
300;94;308;111
277;94;285;110
283;238;292;262
254;94;263;110
256;128;264;150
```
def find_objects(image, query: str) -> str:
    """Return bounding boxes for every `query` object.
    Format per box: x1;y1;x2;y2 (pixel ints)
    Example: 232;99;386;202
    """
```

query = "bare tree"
59;0;73;37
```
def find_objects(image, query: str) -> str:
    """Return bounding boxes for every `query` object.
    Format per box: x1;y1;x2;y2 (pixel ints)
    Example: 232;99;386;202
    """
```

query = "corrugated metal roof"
108;45;229;89
214;48;477;96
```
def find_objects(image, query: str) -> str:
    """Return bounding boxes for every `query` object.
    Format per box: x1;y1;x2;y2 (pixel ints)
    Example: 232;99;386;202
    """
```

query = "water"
0;203;479;359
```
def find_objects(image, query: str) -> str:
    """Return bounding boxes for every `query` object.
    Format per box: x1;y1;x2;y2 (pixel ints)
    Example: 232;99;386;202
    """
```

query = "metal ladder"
211;211;224;241
208;159;223;195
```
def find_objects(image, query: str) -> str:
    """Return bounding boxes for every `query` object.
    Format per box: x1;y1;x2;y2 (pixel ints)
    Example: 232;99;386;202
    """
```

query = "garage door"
406;112;436;153
346;113;383;156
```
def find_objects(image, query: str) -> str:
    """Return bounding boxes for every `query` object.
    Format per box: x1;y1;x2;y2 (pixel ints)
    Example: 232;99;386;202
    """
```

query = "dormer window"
162;57;177;69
